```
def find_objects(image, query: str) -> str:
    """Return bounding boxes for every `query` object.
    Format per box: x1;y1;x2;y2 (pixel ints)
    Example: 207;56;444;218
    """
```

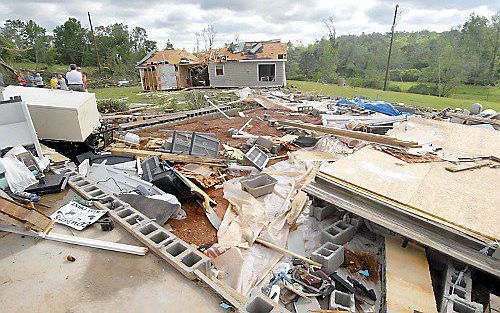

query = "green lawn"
87;81;500;112
290;80;500;111
389;81;500;104
89;85;146;103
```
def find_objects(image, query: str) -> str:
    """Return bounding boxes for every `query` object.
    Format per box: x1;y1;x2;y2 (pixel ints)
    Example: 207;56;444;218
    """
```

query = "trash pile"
1;86;499;312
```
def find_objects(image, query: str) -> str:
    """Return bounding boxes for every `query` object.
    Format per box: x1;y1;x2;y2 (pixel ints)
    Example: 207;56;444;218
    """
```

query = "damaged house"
136;49;203;91
208;40;287;88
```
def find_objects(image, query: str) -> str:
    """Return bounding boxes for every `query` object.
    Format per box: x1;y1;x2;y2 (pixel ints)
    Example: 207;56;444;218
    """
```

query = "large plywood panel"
385;236;438;313
320;117;500;241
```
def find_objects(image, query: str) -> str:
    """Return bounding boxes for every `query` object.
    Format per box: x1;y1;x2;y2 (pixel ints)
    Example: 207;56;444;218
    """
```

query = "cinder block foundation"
311;242;344;272
310;204;337;221
443;295;483;313
321;220;355;245
330;290;355;312
440;261;474;312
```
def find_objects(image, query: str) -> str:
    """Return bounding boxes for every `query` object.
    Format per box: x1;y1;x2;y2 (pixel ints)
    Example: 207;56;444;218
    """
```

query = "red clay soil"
344;249;380;282
136;107;321;146
135;108;321;246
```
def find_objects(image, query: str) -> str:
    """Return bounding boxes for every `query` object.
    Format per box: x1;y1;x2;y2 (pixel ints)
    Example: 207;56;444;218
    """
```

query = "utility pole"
88;12;103;79
383;4;399;91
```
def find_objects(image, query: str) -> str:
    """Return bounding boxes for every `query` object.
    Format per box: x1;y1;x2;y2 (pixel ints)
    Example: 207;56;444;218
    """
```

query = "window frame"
257;63;276;82
215;64;224;76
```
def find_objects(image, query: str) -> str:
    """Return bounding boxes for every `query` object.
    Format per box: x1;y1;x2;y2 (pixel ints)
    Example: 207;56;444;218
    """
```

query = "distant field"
86;79;500;112
290;80;500;111
390;81;500;104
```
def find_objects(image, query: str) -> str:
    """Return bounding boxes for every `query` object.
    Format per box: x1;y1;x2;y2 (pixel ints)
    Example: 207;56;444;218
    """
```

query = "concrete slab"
0;190;222;313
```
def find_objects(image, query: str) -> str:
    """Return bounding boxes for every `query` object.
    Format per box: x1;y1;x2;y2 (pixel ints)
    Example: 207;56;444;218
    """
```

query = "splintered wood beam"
278;120;421;148
108;147;227;167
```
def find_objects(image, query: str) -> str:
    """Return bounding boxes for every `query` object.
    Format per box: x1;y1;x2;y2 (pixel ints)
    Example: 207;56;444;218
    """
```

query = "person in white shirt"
65;64;86;92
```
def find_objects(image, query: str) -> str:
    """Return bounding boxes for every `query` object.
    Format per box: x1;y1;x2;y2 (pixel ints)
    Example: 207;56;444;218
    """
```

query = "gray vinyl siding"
209;60;286;88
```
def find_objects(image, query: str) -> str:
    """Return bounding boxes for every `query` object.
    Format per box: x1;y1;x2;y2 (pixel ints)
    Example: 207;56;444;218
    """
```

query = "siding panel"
209;61;286;87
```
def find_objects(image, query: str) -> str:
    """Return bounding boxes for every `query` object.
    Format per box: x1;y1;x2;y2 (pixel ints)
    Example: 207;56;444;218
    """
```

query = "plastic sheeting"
337;98;402;116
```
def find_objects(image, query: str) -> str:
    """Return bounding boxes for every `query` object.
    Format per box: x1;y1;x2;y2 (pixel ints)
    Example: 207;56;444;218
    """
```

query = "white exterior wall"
208;60;286;88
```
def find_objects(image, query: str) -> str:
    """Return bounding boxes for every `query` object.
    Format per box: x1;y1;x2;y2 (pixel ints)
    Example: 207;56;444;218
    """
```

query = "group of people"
17;64;88;92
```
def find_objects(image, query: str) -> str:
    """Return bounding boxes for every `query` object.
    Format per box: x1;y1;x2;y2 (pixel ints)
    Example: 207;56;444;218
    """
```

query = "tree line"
286;13;500;96
0;17;157;78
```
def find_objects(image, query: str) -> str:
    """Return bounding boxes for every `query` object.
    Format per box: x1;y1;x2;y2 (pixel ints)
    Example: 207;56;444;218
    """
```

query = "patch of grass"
390;81;500;103
89;85;147;104
290;80;500;111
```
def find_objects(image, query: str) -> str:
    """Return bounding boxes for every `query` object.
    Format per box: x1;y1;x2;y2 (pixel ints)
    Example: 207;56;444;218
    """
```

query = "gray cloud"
1;0;498;50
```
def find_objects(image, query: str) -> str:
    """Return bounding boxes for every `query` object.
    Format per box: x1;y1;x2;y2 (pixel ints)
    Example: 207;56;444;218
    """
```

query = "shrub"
387;85;402;92
350;78;384;90
408;83;440;96
96;99;128;113
401;69;421;82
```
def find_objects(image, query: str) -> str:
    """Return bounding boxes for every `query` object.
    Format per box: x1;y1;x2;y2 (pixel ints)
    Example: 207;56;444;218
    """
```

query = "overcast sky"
1;0;498;51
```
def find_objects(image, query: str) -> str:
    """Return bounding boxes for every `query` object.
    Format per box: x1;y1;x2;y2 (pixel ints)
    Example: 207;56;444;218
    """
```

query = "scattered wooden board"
385;236;437;313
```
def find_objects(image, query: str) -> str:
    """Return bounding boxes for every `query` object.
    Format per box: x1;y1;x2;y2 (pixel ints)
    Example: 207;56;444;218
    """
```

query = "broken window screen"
215;65;224;76
258;64;276;82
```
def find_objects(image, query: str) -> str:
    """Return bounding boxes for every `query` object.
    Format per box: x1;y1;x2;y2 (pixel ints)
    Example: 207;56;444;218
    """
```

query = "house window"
215;64;224;76
258;64;276;82
278;54;286;59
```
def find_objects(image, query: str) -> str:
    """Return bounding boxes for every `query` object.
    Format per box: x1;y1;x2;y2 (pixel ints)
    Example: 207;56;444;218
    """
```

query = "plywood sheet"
320;117;500;241
385;236;438;313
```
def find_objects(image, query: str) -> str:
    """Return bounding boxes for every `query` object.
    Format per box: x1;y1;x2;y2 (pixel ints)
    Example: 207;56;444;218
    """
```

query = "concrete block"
243;293;289;313
255;136;274;150
311;242;344;272
443;295;483;313
311;204;337;221
330;290;355;312
440;261;473;311
293;297;321;313
349;215;363;231
321;221;355;245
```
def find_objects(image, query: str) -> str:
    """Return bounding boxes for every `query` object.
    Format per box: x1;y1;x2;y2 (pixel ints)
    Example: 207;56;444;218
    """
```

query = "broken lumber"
109;147;227;167
278;120;420;148
0;224;148;255
446;112;500;126
254;238;322;267
0;196;54;233
204;95;231;120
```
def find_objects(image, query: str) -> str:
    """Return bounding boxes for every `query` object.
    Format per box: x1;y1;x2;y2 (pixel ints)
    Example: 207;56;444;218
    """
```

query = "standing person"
24;73;35;87
58;74;69;91
65;64;85;92
18;74;26;86
34;73;44;88
50;75;58;90
77;67;88;91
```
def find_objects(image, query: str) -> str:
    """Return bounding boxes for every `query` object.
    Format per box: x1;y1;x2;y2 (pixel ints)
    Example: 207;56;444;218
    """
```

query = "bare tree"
195;32;201;53
202;25;216;52
323;15;336;47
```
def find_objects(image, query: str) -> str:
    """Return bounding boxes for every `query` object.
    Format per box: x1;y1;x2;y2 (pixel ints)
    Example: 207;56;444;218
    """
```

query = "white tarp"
214;160;317;295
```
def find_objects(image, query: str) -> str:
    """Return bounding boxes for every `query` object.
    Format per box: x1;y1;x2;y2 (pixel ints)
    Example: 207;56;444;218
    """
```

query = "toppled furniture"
244;145;269;171
169;131;220;159
2;86;100;142
240;173;277;198
0;96;43;157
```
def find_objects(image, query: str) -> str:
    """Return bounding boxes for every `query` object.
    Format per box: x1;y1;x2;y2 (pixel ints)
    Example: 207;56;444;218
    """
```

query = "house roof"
217;40;287;61
137;49;200;67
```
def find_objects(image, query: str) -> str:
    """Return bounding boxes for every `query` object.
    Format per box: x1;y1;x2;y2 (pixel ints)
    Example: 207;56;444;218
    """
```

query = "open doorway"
258;64;276;82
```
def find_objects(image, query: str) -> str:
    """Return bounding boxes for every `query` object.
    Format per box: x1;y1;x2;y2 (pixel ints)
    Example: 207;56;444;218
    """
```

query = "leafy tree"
53;18;87;65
